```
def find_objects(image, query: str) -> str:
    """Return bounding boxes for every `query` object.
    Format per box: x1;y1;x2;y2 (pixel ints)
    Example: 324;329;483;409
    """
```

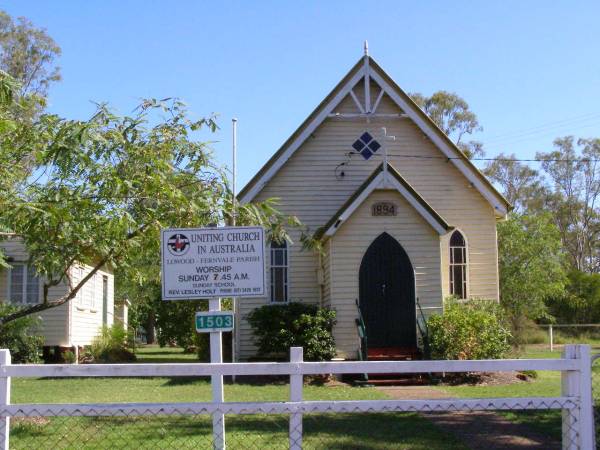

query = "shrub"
0;303;43;363
516;319;548;345
247;303;336;361
427;298;511;360
90;324;136;363
519;370;538;379
62;350;76;364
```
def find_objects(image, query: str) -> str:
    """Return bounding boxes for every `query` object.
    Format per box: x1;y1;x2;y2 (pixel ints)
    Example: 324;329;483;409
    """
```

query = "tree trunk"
145;313;156;344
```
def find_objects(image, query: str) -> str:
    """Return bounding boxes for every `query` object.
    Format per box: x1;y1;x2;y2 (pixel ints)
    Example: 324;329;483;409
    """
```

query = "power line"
484;123;600;149
384;153;600;163
484;112;600;144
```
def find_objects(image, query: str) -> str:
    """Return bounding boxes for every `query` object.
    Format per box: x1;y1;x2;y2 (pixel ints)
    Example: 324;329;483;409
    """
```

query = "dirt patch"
376;381;559;450
12;416;51;426
377;385;452;400
424;411;560;450
440;371;531;387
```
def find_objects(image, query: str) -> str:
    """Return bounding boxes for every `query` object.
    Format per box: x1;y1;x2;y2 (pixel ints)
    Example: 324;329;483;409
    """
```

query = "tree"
0;90;305;327
497;213;566;338
537;137;600;272
546;270;600;324
484;153;546;212
410;91;483;158
0;11;61;203
119;279;209;349
0;71;49;244
0;10;61;99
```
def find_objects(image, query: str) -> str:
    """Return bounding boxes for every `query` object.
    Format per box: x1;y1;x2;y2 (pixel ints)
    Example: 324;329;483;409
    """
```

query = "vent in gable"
352;132;381;160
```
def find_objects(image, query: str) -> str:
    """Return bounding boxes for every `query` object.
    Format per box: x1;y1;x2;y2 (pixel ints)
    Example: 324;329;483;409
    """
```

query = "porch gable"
318;162;453;239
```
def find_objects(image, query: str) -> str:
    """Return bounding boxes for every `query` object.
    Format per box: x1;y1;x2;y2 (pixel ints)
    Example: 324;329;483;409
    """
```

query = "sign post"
161;226;265;450
209;297;225;449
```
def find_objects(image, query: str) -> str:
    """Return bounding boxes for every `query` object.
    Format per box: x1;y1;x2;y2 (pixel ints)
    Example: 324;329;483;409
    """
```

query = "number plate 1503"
195;312;234;332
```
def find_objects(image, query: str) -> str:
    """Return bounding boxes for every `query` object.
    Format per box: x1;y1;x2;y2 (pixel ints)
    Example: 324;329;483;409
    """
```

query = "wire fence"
529;324;600;352
4;401;580;449
0;346;594;450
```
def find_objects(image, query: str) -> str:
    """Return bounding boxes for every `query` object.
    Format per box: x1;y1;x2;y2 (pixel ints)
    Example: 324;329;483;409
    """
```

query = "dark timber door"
359;232;416;348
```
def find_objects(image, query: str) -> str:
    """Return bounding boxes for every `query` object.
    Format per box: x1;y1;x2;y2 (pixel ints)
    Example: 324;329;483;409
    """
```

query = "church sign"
161;226;265;300
372;201;397;217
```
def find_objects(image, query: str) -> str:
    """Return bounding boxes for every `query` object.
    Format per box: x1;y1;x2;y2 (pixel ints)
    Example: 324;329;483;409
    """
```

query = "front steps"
354;346;425;386
367;346;421;361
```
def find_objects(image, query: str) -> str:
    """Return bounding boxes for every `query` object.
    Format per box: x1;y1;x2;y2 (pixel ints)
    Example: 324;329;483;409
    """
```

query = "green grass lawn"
9;345;466;449
435;343;600;400
133;345;199;364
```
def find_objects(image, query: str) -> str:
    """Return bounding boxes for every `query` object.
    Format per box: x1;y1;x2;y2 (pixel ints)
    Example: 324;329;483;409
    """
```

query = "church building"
236;48;510;361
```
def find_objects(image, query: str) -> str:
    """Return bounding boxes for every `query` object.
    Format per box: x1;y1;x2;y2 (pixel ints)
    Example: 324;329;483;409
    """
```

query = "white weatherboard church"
236;48;510;361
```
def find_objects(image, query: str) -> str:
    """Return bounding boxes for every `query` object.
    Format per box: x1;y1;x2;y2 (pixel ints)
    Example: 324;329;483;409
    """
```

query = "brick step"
362;347;424;384
362;376;429;386
367;346;421;361
367;355;417;361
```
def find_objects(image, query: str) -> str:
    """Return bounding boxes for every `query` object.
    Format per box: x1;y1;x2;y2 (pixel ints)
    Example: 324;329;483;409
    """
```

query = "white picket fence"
0;344;595;449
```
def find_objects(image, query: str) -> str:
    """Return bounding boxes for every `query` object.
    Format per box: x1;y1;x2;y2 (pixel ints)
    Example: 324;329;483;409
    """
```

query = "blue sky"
4;1;600;188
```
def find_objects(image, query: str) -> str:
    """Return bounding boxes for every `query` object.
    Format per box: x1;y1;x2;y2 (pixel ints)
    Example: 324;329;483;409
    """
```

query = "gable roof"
238;55;511;217
316;162;452;239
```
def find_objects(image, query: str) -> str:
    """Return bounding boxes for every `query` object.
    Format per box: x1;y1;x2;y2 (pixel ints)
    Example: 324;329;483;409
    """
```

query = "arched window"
449;230;467;299
270;241;288;303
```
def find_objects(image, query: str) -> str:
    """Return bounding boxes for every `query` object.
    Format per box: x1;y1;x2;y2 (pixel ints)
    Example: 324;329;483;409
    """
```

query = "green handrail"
355;299;369;382
416;297;431;360
355;299;368;360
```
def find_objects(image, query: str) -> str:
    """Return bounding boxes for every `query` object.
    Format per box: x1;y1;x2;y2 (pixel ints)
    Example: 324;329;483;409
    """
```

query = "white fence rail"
0;344;595;449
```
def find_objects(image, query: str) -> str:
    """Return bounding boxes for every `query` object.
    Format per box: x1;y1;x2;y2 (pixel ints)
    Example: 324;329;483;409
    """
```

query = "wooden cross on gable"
381;127;395;174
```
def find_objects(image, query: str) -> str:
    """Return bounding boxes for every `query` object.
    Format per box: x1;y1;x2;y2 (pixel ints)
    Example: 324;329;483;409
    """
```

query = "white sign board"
161;226;265;300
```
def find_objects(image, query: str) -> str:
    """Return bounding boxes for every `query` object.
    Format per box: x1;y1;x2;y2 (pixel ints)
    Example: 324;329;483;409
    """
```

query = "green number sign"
195;312;234;333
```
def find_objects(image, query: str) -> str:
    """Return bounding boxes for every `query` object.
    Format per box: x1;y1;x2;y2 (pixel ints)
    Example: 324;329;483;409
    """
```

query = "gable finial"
363;40;369;56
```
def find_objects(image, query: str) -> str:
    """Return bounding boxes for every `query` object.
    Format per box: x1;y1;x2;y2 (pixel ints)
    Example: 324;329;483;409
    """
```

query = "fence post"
562;345;579;449
577;345;594;450
549;325;554;352
289;347;303;450
0;350;10;450
562;344;594;450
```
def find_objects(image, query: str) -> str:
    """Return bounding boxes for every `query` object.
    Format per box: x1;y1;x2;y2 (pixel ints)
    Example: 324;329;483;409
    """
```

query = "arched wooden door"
359;232;416;348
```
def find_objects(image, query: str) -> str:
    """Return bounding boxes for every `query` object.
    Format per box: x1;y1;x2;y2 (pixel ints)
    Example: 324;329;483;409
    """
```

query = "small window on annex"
270;241;288;303
449;230;467;299
8;264;40;305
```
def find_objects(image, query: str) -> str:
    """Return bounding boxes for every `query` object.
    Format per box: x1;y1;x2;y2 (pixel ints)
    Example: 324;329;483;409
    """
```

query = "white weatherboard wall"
70;264;115;347
330;190;443;358
0;238;114;347
237;78;501;360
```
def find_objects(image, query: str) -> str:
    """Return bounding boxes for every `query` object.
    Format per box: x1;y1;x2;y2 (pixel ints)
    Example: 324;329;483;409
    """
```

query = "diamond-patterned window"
352;132;381;160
